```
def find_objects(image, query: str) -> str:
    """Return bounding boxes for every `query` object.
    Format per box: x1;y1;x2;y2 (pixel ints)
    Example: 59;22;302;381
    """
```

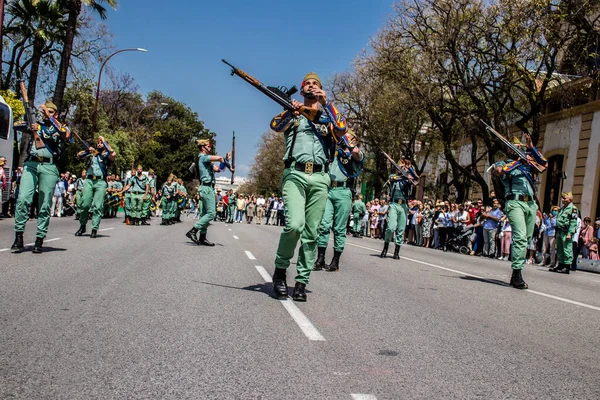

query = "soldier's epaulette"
270;110;293;132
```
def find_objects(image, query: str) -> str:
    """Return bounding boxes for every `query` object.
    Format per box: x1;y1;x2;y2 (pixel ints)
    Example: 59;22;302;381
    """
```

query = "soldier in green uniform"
122;169;133;224
492;133;547;289
550;191;579;274
103;175;114;218
111;175;123;218
380;160;419;260
185;139;233;245
11;101;70;253
175;177;188;222
143;169;157;220
227;189;236;224
74;169;86;221
352;194;366;237
121;165;150;226
160;174;176;225
314;132;364;272
270;72;348;301
75;136;116;238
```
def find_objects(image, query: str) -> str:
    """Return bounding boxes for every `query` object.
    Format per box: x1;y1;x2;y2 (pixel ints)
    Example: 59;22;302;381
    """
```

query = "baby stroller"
444;225;473;254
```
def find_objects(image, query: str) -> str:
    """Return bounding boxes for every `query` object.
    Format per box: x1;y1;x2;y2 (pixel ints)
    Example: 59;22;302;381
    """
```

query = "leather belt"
27;156;53;164
395;199;405;204
284;160;325;174
201;182;214;187
330;181;348;188
506;194;533;202
87;175;104;181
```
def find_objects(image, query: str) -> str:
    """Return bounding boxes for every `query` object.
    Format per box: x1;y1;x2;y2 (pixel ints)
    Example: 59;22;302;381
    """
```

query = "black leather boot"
11;232;24;253
32;237;44;254
292;282;307;302
393;245;401;260
313;247;326;271
90;230;98;238
555;263;570;274
141;219;150;226
135;218;140;226
160;219;167;226
75;225;86;236
510;269;528;289
272;268;288;298
186;227;200;244
326;251;342;272
380;242;389;258
198;232;215;246
549;263;561;272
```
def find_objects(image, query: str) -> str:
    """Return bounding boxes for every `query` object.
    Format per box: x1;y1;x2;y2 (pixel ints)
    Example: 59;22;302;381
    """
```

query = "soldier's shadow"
459;275;510;287
26;246;67;253
194;280;312;298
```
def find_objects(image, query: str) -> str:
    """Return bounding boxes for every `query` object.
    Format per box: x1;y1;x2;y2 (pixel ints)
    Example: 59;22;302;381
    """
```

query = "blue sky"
103;0;395;177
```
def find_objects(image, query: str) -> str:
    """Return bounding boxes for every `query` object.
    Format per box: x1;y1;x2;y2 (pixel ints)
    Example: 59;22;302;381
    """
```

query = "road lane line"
245;251;256;260
228;229;232;231
280;300;326;341
98;227;114;232
351;395;378;400
233;235;239;240
0;248;10;252
255;266;272;282
2;237;63;251
253;265;325;341
345;241;600;313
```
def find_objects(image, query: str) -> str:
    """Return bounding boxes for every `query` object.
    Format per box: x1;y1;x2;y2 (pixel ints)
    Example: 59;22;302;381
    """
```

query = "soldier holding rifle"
185;139;233;246
490;131;547;289
11;100;70;253
269;72;348;301
380;158;419;260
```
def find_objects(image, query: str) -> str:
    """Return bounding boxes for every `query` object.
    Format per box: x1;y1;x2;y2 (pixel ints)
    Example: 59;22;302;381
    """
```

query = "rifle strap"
285;121;299;164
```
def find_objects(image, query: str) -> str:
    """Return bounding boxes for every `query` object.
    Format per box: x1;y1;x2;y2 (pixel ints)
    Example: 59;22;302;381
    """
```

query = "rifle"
71;129;97;155
222;59;322;122
230;131;235;184
18;80;45;149
380;149;419;186
481;120;546;174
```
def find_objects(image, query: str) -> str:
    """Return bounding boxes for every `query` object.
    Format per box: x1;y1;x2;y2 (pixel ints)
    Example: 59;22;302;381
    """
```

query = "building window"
543;154;565;212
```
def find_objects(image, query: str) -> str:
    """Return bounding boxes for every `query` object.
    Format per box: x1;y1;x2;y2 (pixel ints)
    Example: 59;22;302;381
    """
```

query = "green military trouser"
505;199;537;270
124;194;131;217
316;187;352;252
143;197;152;218
130;192;145;219
385;201;408;246
353;212;363;234
80;179;108;230
227;204;235;223
75;189;84;218
194;186;216;233
555;231;573;265
14;161;59;238
275;169;330;285
161;197;170;219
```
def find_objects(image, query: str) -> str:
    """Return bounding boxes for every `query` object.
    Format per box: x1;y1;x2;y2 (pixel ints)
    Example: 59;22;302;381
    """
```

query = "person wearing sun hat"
491;131;547;289
185;138;233;246
11;100;70;253
550;191;579;274
269;71;348;301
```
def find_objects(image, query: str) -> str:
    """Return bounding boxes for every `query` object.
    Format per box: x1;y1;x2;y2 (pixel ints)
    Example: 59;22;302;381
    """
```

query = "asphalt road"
1;214;600;399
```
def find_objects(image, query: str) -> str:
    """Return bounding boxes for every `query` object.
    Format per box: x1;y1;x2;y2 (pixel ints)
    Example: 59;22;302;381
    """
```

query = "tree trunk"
53;0;82;113
27;36;45;104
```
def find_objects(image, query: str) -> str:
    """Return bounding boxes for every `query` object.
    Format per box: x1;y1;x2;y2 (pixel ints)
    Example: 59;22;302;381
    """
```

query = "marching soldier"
121;165;150;226
352;194;366;237
143;169;157;220
269;72;347;301
160;174;177;225
74;169;86;220
185;139;233;245
175;177;188;222
11;101;70;253
380;159;419;260
314;131;364;272
550;191;579;274
492;133;547;289
227;189;236;224
103;175;114;218
122;167;133;224
111;175;123;218
75;136;116;238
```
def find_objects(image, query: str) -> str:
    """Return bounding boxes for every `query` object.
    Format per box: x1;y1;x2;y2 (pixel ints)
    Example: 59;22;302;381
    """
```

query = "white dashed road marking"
245;251;256;260
98;227;114;232
345;241;600;313
351;395;378;400
1;237;63;252
233;235;239;240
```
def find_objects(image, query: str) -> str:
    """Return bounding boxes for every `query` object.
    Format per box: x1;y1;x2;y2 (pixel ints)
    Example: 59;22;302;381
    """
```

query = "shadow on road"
193;280;312;299
459;275;510;287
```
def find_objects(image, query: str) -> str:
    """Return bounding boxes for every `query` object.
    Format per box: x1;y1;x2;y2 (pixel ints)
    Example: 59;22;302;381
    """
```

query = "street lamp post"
91;47;147;141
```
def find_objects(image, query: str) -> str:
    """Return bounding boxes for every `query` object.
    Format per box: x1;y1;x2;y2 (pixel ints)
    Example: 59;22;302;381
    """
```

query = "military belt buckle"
36;156;43;162
305;162;313;175
397;199;403;204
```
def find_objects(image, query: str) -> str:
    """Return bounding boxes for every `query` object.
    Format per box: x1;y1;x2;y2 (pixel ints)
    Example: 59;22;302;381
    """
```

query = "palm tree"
52;0;117;112
5;0;66;102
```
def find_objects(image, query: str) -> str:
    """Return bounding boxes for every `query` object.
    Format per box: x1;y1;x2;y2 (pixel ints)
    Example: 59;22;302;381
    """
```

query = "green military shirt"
124;177;132;196
86;153;111;178
148;176;156;194
198;153;215;184
501;167;534;197
75;178;85;192
113;181;123;191
389;175;411;203
353;200;366;216
130;175;149;194
283;116;329;166
556;202;579;236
